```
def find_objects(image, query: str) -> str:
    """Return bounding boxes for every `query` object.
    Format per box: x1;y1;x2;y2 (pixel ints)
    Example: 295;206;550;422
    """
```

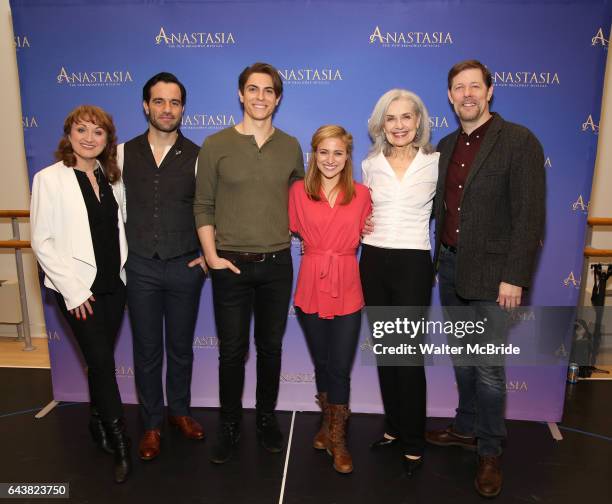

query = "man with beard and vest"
118;72;206;461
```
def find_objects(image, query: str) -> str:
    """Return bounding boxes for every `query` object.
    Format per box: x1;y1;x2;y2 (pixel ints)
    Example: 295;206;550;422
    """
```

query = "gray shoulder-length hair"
367;88;434;158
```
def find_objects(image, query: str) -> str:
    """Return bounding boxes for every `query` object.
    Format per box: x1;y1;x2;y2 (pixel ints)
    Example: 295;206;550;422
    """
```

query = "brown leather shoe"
313;393;330;450
327;404;353;474
426;426;477;451
168;416;205;440
139;429;161;461
168;416;204;439
475;455;502;498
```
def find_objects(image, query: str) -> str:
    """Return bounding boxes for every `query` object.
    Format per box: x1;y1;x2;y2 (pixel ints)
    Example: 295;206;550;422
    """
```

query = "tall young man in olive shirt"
195;62;304;463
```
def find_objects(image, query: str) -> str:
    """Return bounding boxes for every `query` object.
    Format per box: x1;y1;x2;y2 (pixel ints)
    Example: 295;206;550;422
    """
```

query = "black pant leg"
359;245;392;307
388;249;432;455
55;287;126;421
394;365;426;455
361;246;433;444
126;253;165;429
360;245;400;435
388;249;433;307
252;252;293;414
163;252;205;417
210;266;254;423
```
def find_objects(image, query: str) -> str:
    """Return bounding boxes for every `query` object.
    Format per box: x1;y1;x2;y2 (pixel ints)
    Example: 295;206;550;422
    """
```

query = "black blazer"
433;113;546;301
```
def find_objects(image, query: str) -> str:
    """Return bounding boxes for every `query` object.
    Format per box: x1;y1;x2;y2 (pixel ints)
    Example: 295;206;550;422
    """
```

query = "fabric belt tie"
304;247;356;298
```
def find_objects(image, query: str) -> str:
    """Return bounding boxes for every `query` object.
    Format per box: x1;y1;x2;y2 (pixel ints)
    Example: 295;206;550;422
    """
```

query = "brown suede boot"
313;393;330;450
327;404;353;474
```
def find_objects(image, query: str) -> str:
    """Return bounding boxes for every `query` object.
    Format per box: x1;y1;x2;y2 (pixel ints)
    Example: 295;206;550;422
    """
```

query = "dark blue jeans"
209;249;293;423
438;245;507;457
295;307;361;405
126;251;205;429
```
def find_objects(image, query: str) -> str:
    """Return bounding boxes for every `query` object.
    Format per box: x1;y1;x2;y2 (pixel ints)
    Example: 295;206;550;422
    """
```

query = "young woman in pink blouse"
289;125;371;474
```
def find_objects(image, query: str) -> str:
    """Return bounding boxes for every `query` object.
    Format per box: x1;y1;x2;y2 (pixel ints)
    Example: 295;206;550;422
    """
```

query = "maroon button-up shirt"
441;114;494;247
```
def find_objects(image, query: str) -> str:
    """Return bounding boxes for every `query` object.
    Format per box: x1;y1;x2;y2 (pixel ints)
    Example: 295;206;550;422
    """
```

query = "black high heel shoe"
402;455;423;477
369;434;399;449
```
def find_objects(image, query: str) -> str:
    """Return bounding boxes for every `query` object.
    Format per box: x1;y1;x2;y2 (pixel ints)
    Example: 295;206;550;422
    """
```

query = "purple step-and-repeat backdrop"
11;0;610;421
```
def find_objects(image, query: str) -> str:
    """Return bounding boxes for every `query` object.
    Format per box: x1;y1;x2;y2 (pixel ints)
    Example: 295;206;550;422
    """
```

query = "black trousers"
55;284;126;422
126;251;205;429
296;308;361;405
359;244;433;456
209;249;293;423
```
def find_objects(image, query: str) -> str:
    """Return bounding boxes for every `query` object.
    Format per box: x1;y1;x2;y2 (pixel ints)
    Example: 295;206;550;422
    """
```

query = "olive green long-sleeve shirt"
194;126;304;253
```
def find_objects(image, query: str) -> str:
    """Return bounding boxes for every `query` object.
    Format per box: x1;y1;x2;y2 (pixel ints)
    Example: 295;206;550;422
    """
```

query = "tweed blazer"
433;113;545;301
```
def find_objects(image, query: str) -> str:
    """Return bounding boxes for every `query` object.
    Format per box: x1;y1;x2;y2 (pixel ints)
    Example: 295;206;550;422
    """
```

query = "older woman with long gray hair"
359;89;439;476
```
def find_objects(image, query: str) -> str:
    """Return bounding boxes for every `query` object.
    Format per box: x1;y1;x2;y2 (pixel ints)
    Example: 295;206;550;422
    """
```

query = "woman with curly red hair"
30;105;130;483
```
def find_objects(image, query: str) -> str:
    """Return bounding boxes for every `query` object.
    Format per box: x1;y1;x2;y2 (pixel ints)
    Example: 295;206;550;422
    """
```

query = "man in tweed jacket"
427;60;545;498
